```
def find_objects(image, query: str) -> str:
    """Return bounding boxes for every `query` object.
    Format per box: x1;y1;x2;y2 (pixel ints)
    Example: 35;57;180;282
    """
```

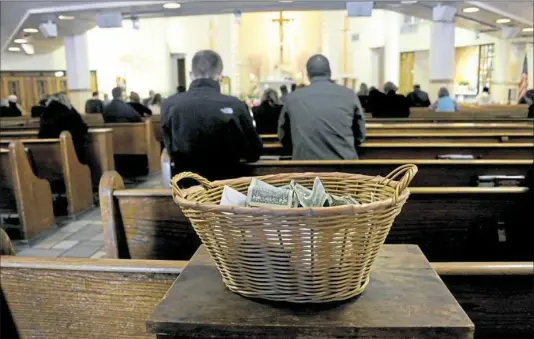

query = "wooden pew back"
0;142;55;240
0;132;93;216
433;262;534;338
101;170;532;261
1;256;187;339
0;128;115;187
99;171;200;260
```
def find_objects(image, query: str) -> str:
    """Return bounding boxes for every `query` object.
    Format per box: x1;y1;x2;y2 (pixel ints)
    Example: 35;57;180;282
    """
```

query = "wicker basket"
171;165;418;303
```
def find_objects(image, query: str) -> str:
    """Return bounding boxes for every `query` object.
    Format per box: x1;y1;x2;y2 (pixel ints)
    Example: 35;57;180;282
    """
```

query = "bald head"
306;54;331;80
191;50;223;81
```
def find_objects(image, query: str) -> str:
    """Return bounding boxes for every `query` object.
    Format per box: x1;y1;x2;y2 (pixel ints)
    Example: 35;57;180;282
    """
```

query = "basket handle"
381;164;418;202
170;172;213;201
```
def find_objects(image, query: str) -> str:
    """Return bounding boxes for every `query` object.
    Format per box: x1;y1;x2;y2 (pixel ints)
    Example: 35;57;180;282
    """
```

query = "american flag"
517;55;528;100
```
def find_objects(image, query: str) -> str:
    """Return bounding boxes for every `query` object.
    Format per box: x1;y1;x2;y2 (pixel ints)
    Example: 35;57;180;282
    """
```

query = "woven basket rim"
172;172;411;216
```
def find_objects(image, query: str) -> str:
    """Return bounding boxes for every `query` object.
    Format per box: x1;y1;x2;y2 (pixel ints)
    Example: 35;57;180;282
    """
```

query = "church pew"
242;159;533;187
1;119;160;174
99;171;200;260
432;262;534;339
0;256;187;339
262;142;534;159
0;142;55;240
0;113;104;128
0;128;115;187
99;171;532;262
261;131;534;143
0;132;93;217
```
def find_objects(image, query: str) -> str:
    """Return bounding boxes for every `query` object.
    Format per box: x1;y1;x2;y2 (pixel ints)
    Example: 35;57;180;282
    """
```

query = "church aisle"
14;173;163;258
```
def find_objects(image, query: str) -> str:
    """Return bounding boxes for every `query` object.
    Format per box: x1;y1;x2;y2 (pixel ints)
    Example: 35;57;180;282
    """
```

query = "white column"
384;11;401;87
492;39;513;103
527;42;534;91
64;34;91;113
321;11;344;81
429;6;455;99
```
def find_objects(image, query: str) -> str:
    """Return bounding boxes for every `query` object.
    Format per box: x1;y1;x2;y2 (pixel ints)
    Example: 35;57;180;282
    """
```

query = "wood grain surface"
1;256;186;339
0;142;55;240
100;171;199;260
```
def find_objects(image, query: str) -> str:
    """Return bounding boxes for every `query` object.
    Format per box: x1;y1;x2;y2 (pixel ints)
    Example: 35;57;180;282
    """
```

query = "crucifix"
272;11;293;65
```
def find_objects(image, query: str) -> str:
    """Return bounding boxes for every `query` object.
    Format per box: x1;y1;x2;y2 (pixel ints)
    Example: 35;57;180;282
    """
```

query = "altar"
257;68;295;94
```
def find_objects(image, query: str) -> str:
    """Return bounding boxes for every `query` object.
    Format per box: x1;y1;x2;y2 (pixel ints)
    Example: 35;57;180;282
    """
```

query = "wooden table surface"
147;245;474;339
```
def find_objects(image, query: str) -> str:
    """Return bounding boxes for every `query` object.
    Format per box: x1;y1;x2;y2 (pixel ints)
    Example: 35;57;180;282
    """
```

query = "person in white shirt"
476;87;494;105
148;93;162;115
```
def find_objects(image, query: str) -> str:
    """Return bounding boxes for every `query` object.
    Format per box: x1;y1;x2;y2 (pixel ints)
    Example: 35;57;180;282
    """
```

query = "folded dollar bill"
220;177;360;208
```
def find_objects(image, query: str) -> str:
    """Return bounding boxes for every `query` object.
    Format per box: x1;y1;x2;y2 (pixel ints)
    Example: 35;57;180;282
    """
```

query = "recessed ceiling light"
8;47;20;52
14;38;27;44
401;1;418;4
23;28;39;33
462;7;479;13
496;18;511;24
58;15;75;20
523;27;534;32
278;0;294;3
163;3;181;9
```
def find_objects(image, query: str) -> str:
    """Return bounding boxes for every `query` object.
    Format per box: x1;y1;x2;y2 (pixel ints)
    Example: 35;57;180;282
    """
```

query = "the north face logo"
220;107;233;114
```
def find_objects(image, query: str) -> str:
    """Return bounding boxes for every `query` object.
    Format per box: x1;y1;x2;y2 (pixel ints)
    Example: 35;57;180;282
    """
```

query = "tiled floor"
12;173;162;258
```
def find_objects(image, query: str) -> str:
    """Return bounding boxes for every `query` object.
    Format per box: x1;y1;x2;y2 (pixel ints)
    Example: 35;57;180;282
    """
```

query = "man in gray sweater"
278;55;366;160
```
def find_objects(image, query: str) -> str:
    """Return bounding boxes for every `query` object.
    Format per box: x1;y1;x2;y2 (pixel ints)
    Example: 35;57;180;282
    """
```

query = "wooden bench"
432;262;534;338
99;171;200;260
0;256;187;339
0;142;55;240
262;142;534;159
1;118;160;174
0;113;104;128
0;132;93;217
0;128;115;187
160;150;533;187
261;131;534;144
240;159;534;187
100;171;532;262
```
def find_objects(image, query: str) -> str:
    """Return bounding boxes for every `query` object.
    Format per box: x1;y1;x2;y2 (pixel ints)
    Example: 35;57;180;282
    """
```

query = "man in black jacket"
85;92;104;114
162;50;262;180
103;87;142;123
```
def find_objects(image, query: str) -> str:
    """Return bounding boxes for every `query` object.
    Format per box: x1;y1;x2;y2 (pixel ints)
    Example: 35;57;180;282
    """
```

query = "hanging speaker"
502;27;520;40
346;2;373;17
96;13;123;28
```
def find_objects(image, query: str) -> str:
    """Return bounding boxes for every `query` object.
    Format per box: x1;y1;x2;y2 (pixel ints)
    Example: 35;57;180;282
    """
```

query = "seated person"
429;87;459;112
149;94;163;115
528;103;534;118
128;91;152;117
31;99;47;118
357;83;369;112
162;50;262;180
371;82;410;118
0;95;22;117
39;93;89;164
85;92;104;114
476;87;494;105
519;89;534;105
406;84;431;107
103;87;143;123
278;54;366;160
252;89;283;135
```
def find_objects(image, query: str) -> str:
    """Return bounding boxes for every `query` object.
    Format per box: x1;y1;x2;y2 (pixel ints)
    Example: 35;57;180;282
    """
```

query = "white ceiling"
2;0;533;55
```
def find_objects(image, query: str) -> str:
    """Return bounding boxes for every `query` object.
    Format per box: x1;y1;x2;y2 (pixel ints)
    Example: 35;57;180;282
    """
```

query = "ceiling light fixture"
14;38;27;44
462;7;479;13
496;18;511;24
54;71;65;77
401;1;418;4
23;28;39;33
163;3;181;9
8;47;21;52
278;0;294;3
58;15;75;20
523;27;534;32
